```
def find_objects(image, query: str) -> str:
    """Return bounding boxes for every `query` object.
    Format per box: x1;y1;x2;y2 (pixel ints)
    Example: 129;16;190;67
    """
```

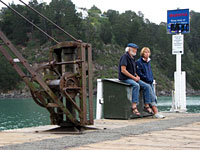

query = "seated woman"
136;47;165;118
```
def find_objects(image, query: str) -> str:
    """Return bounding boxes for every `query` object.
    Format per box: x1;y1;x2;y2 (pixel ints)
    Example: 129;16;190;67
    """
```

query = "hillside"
0;0;200;95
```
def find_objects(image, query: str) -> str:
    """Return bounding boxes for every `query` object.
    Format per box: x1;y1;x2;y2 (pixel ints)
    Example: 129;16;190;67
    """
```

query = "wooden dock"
0;112;200;150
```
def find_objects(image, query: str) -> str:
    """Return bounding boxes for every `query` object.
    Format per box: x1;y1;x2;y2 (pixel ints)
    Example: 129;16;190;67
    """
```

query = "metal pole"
176;53;181;74
0;0;60;44
96;79;103;119
176;33;182;74
173;34;186;112
175;53;181;110
19;0;81;42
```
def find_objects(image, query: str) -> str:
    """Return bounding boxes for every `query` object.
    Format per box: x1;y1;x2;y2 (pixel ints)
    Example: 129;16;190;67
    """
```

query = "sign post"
167;9;189;112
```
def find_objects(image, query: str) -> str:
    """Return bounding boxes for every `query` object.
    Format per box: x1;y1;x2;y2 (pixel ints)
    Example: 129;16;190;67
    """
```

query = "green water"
0;98;50;131
0;96;200;131
156;96;200;113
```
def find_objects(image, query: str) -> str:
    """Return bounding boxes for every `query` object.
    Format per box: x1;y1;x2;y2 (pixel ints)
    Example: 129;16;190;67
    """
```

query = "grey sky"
0;0;199;24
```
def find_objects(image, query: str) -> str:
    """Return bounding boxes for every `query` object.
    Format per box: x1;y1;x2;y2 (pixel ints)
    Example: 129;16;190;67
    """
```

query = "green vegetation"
0;53;21;91
0;0;200;93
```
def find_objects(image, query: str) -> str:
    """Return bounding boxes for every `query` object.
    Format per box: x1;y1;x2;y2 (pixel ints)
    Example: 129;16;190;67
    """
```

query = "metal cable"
0;0;60;44
19;0;81;42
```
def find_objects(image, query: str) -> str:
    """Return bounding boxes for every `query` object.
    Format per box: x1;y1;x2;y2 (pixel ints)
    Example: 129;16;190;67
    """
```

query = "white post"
153;80;157;100
177;53;181;110
96;79;104;119
180;71;186;111
174;54;182;111
171;34;187;112
176;53;181;73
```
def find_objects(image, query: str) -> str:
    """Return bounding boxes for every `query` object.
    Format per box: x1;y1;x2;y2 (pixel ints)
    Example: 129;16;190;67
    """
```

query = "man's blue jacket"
136;57;154;84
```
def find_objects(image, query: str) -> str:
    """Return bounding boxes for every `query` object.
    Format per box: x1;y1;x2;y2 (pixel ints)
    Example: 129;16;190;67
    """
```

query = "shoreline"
0;91;31;99
1;88;200;99
157;90;200;97
1;92;200;99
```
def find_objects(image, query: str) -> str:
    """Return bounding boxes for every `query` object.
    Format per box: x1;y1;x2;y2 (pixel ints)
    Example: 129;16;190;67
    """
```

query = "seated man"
136;47;165;118
118;43;154;116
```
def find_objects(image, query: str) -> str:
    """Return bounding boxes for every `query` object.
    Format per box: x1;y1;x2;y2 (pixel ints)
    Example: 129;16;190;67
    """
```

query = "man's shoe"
153;113;165;119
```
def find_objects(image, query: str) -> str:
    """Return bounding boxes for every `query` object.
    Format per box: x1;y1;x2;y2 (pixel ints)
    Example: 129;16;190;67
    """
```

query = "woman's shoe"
153;113;165;119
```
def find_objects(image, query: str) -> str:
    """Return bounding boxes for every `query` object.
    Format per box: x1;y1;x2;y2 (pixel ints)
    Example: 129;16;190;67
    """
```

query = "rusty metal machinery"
0;0;94;127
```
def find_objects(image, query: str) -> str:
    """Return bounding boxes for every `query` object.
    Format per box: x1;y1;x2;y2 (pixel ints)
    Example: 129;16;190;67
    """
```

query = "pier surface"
0;113;200;150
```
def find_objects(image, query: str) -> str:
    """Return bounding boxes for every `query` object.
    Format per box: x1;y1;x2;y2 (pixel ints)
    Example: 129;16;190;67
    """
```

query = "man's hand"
135;75;140;82
121;66;140;82
133;75;140;82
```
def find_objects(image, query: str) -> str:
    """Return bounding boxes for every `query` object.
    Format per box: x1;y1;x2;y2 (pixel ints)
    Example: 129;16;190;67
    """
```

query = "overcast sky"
0;0;199;24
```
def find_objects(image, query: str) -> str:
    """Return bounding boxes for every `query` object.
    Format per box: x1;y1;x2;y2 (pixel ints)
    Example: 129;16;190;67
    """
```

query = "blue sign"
167;9;189;34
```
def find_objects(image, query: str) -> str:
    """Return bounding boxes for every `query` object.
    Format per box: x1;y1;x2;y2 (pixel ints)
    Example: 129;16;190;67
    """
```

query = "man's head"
140;47;151;59
125;43;139;57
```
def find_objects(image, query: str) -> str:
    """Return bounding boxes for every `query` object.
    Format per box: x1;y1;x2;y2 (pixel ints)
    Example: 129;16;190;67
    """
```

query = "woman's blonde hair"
140;47;151;57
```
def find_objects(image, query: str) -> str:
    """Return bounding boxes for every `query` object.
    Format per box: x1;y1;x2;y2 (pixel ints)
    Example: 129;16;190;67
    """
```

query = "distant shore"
1;89;200;99
156;89;200;97
0;90;31;99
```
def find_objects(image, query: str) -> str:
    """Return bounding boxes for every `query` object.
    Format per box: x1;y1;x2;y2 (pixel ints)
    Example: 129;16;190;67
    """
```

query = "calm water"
0;96;200;131
157;96;200;113
0;98;50;131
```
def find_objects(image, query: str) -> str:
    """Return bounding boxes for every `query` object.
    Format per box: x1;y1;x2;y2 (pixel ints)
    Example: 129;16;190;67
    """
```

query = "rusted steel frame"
0;45;32;89
54;60;83;65
30;91;46;107
0;0;59;44
36;60;83;71
0;46;58;125
64;87;81;90
87;44;94;125
80;44;87;125
19;0;80;42
31;91;59;125
0;44;75;125
0;31;79;125
0;30;47;82
48;41;82;63
0;46;45;109
50;41;82;51
34;91;48;107
53;49;64;122
33;72;79;125
64;90;81;113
